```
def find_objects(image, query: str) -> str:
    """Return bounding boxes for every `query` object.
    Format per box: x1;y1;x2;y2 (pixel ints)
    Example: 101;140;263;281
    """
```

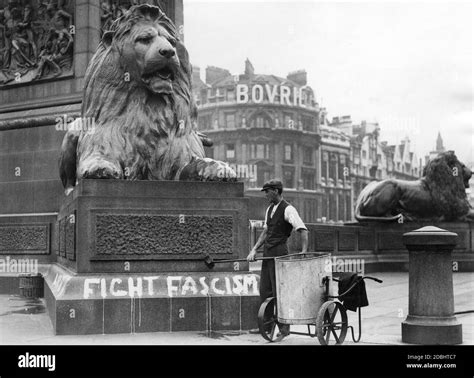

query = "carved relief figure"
0;0;74;86
59;4;236;193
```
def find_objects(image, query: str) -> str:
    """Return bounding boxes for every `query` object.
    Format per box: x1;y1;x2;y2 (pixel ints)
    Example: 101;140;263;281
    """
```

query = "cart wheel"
315;300;348;345
257;297;285;342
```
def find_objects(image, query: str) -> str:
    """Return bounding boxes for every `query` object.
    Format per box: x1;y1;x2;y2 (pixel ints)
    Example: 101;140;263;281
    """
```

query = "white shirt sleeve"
264;206;271;229
284;205;307;231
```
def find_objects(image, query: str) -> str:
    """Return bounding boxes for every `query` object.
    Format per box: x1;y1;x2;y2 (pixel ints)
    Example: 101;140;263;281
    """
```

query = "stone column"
402;226;462;344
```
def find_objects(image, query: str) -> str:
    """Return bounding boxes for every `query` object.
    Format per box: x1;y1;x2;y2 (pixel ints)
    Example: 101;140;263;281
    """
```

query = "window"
198;115;211;130
322;152;329;180
256;144;265;159
226;144;235;160
362;150;367;159
338;193;345;221
338;155;346;182
284;169;295;188
284;144;293;161
225;113;235;129
284;114;293;129
303;147;313;165
254;144;270;159
226;89;235;101
302;170;315;190
253;116;270;128
329;154;337;181
257;169;272;187
205;147;214;159
302;115;313;132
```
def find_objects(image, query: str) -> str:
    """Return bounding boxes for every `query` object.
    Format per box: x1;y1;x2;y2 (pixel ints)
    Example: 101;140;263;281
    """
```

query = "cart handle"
327;276;383;299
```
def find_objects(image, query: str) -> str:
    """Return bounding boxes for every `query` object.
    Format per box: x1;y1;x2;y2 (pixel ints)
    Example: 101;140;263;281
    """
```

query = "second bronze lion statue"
59;4;235;194
355;151;474;222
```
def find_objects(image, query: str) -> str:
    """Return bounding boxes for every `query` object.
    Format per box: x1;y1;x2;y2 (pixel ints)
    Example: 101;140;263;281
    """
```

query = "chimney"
205;66;231;85
244;58;255;76
287;70;307;86
320;107;327;125
192;65;201;85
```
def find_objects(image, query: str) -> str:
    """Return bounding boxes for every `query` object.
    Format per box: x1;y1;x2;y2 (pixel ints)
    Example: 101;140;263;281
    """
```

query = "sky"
183;0;473;164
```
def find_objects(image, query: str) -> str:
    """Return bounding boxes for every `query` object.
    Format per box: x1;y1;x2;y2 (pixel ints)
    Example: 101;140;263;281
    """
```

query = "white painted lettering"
181;276;198;295
199;276;209;295
84;278;100;299
143;276;159;295
100;278;107;298
243;275;259;295
167;276;182;297
128;277;143;297
110;278;127;297
232;275;244;295
210;277;225;295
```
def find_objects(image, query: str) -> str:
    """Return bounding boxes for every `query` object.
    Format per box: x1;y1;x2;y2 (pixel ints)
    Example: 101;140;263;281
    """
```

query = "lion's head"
423;151;472;221
82;4;195;128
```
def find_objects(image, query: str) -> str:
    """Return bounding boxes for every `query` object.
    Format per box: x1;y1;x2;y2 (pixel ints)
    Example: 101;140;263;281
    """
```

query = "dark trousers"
259;245;289;333
259;259;277;304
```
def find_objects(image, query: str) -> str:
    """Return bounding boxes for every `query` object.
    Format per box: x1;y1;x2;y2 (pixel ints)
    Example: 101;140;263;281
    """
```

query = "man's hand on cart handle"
247;249;257;262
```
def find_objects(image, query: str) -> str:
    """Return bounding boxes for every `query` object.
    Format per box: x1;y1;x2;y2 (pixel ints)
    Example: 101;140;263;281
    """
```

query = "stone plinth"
57;179;250;273
44;263;260;335
401;226;462;344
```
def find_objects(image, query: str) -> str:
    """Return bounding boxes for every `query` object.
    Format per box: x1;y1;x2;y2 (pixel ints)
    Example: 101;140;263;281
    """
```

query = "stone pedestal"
57;179;250;273
401;226;462;344
43;179;261;334
44;264;260;335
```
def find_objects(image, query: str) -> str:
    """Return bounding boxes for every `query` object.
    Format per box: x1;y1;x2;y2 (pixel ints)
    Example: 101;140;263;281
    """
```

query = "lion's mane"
78;4;203;180
422;151;471;221
83;5;195;129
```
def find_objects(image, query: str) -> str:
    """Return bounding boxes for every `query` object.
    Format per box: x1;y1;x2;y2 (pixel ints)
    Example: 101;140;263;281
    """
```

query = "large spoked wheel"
257;297;285;342
315;300;348;345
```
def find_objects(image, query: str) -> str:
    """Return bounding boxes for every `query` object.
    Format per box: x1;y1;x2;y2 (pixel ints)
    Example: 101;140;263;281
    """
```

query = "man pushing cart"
246;179;309;338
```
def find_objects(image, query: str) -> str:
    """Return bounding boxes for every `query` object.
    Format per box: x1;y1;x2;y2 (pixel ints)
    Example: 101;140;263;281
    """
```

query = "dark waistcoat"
264;200;293;256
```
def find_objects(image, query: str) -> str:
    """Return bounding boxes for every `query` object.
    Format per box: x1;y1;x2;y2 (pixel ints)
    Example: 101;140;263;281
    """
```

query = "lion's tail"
59;122;81;194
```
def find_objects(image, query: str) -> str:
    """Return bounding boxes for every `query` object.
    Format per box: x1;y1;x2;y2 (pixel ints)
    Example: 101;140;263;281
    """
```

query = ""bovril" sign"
236;84;310;107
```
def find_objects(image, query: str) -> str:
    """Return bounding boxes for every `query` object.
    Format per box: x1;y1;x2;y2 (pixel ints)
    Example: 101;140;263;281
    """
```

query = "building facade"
193;60;326;223
329;116;423;206
318;123;352;222
193;61;426;223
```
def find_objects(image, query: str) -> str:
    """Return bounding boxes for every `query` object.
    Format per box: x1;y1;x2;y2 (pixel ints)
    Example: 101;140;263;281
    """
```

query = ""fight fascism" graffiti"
83;274;259;299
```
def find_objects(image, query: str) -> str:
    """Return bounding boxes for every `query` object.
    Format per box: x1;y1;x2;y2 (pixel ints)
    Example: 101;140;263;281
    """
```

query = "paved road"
0;272;472;345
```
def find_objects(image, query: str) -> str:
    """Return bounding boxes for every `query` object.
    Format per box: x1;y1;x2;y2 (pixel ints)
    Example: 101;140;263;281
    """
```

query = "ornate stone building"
193;59;325;223
329;116;423;208
318;122;352;222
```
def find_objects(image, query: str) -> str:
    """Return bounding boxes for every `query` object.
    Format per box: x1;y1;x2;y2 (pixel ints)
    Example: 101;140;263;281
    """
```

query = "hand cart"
257;252;382;345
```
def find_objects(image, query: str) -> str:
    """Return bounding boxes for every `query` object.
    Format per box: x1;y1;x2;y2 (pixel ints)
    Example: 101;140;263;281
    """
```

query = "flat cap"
261;179;283;191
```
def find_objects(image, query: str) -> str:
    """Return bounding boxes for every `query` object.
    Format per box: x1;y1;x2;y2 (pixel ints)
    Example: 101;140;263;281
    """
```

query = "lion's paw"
197;158;237;182
80;159;123;180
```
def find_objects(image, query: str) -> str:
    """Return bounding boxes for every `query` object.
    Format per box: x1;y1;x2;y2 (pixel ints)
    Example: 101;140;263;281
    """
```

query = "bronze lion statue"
59;4;235;194
355;151;474;222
